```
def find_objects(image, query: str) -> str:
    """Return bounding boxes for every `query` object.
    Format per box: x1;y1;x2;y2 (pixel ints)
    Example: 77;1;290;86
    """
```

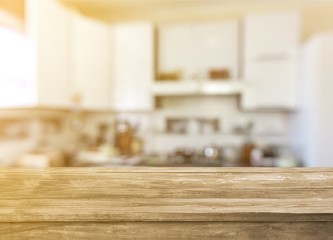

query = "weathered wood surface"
1;222;333;240
0;168;332;239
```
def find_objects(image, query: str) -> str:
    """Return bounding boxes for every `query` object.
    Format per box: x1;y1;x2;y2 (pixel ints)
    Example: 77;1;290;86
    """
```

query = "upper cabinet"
25;0;73;108
244;13;300;60
158;21;239;80
242;12;301;110
73;14;112;110
195;22;239;80
73;20;154;111
158;24;195;80
0;3;302;112
155;21;240;96
112;23;154;111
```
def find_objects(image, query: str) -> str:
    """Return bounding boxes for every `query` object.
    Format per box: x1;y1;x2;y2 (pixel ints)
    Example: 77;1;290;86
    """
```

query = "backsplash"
149;96;290;153
0;110;75;166
73;96;292;155
0;95;293;166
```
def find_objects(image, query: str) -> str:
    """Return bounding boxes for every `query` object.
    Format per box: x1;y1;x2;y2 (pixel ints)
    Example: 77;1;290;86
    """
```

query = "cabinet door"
73;15;111;110
244;12;300;61
242;12;300;110
158;22;239;82
158;24;195;79
26;0;73;107
195;21;239;79
113;23;153;111
242;60;298;109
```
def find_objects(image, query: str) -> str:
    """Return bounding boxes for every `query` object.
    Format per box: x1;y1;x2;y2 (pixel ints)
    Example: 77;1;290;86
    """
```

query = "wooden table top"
1;168;333;239
1;167;332;222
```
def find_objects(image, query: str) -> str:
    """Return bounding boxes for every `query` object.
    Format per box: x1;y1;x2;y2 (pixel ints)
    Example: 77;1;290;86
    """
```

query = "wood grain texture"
0;168;332;239
1;222;333;240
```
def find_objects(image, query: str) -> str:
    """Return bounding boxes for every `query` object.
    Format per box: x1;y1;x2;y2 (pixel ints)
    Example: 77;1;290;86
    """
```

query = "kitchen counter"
0;168;333;239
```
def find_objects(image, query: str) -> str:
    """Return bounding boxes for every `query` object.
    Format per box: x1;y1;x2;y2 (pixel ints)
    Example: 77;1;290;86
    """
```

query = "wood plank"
0;168;332;223
1;169;333;199
1;222;333;240
0;198;332;222
2;197;333;222
1;185;332;200
2;167;333;173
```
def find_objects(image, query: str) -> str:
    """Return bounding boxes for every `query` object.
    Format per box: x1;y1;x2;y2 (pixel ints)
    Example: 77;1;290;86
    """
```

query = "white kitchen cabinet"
242;12;301;110
24;0;73;108
158;21;239;80
244;12;300;61
2;0;113;110
73;20;153;111
112;23;153;111
1;1;153;111
157;21;240;97
73;14;112;110
158;24;195;79
195;21;239;79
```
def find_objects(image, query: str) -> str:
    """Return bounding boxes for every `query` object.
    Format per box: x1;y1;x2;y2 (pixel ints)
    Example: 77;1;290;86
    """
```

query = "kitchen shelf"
153;131;286;138
153;79;243;96
153;81;199;96
201;80;243;95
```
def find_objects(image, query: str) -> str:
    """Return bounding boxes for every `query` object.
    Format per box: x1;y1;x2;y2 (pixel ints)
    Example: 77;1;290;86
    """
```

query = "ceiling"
59;0;333;22
1;0;333;37
0;1;330;22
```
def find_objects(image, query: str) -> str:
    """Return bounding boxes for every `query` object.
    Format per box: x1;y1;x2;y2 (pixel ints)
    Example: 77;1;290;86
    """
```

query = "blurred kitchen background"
1;0;333;167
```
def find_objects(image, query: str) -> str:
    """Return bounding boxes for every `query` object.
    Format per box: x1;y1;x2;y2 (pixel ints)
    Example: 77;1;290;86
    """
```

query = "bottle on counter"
239;139;255;167
114;120;133;156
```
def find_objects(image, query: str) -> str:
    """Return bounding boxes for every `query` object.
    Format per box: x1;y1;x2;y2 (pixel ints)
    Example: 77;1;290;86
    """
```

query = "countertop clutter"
66;117;300;168
0;168;332;239
69;133;299;168
70;145;300;168
0;110;299;168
